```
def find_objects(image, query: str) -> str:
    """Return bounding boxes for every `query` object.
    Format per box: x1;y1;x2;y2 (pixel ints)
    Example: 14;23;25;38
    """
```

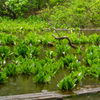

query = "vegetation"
0;0;100;93
14;41;40;58
56;44;70;57
84;45;100;67
0;46;11;59
5;63;19;76
40;0;100;28
0;33;17;45
0;71;7;83
0;16;48;33
0;0;100;28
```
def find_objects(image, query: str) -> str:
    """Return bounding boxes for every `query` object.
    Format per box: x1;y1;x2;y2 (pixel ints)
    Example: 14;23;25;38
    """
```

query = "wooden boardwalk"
0;87;100;100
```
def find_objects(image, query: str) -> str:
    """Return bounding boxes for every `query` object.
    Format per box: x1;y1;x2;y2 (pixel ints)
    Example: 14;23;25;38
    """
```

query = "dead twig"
52;34;77;49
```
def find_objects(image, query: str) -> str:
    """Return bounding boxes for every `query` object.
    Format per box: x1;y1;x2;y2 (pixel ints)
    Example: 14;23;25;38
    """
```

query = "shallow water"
52;30;100;36
14;30;100;40
64;92;100;100
0;70;100;96
0;69;69;96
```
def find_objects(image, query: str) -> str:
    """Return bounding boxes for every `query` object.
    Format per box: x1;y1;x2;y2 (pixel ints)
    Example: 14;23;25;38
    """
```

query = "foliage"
15;56;34;75
61;54;81;71
0;0;64;18
27;45;40;58
67;33;80;44
0;46;11;59
0;58;5;67
89;34;100;45
70;71;84;84
34;72;51;83
84;45;100;66
25;32;41;46
56;44;70;57
68;61;81;71
40;0;100;28
0;0;28;18
33;58;61;83
14;41;40;58
14;41;28;58
0;33;17;45
58;75;76;90
78;65;89;77
49;0;64;6
75;47;82;54
5;63;19;76
46;50;57;59
40;32;57;46
89;63;100;79
79;33;88;43
0;71;7;83
62;54;77;66
0;15;48;33
58;65;86;90
0;0;100;28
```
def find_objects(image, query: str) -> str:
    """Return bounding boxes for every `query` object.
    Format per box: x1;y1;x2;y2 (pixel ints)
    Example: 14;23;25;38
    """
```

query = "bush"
0;0;28;18
40;0;100;28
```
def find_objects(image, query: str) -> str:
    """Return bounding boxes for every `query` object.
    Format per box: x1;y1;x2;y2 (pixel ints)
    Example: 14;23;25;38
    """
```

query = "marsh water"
0;30;100;99
64;92;100;100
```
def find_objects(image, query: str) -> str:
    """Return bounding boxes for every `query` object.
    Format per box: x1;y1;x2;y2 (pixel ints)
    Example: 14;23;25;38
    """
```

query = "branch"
52;34;77;49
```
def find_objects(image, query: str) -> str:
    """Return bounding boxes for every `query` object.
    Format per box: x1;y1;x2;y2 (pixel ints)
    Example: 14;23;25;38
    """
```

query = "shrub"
40;0;100;28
